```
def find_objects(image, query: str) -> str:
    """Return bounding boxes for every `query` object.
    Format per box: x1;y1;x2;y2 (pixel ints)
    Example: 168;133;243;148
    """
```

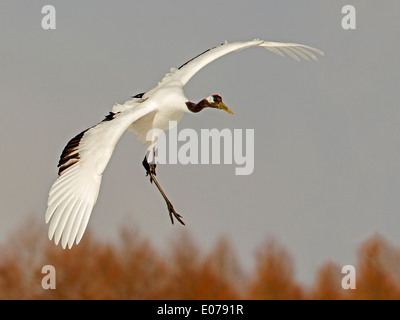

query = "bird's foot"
142;155;185;225
166;200;185;226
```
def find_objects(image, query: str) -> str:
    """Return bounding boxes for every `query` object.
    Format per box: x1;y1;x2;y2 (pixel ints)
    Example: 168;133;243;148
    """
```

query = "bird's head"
186;94;234;115
206;95;234;115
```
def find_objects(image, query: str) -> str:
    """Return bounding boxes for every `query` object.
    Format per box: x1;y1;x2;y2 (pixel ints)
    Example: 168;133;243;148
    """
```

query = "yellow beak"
219;102;234;115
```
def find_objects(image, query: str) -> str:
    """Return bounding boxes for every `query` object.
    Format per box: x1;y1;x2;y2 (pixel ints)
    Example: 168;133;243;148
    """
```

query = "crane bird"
45;39;323;249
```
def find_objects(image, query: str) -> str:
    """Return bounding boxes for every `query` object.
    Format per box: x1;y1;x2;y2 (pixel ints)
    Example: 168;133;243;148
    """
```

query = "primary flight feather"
45;39;323;249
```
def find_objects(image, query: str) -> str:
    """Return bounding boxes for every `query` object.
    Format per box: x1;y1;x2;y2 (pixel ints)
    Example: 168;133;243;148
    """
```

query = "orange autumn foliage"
1;220;400;300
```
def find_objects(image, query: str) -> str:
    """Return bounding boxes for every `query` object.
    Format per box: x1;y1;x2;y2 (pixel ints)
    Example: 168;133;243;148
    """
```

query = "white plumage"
45;39;323;248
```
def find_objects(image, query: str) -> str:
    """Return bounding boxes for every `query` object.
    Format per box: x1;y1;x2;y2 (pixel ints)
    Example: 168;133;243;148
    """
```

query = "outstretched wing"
161;39;323;87
45;100;156;249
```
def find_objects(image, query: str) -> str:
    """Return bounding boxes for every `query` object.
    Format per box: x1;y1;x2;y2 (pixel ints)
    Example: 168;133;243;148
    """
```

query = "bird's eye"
212;95;221;102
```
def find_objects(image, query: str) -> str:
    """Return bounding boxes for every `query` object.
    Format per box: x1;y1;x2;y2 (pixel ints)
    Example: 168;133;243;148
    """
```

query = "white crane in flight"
45;39;323;249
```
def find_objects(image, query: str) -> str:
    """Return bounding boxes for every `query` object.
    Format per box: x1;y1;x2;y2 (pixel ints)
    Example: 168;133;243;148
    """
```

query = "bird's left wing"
161;39;323;87
45;100;156;249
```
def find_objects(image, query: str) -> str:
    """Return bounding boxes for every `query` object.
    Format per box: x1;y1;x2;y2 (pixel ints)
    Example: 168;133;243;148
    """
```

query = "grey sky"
1;1;399;284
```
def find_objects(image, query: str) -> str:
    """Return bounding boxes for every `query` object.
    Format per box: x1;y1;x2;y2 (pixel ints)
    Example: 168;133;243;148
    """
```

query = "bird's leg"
143;149;157;183
142;155;185;225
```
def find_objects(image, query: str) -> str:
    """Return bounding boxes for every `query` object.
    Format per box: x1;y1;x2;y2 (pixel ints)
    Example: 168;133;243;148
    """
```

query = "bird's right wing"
45;100;156;249
159;39;323;87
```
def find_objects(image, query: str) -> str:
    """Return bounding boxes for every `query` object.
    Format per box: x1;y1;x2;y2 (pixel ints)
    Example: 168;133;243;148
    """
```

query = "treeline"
0;220;399;299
